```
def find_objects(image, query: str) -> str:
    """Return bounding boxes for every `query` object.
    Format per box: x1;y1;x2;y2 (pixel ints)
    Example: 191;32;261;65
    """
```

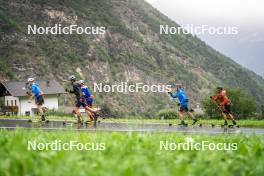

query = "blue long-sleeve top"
170;89;188;106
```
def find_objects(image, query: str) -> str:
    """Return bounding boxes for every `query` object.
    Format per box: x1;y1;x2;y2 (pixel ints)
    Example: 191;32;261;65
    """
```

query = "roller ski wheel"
85;120;93;125
228;125;234;128
178;123;188;127
228;125;240;128
45;120;50;123
221;124;227;128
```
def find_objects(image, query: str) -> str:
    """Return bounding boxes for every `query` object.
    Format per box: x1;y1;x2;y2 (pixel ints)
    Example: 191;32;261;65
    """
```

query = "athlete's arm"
169;92;178;98
28;86;37;102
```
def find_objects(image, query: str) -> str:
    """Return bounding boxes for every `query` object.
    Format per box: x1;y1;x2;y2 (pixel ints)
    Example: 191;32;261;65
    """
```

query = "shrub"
45;109;71;117
157;109;178;119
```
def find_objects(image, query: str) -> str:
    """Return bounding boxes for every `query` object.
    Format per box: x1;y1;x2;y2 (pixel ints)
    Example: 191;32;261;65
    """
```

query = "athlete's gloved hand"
210;96;213;99
168;92;172;95
65;88;69;92
177;103;180;106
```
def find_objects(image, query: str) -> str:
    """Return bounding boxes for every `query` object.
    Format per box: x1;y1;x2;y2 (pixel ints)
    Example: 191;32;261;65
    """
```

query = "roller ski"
178;121;188;127
219;120;239;128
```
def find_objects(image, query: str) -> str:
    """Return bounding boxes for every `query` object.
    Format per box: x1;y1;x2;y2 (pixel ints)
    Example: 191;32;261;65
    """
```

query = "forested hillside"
1;0;264;116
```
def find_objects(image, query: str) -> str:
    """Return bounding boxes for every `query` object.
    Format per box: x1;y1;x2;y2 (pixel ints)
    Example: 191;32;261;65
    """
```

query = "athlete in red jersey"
211;87;237;126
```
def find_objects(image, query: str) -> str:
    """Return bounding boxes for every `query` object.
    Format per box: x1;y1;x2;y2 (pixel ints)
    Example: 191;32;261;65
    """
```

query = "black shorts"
75;99;88;108
35;95;44;106
87;101;93;107
179;105;189;113
223;104;231;114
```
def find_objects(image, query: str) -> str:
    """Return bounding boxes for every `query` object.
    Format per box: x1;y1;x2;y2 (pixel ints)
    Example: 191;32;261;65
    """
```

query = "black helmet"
68;75;76;81
216;87;223;91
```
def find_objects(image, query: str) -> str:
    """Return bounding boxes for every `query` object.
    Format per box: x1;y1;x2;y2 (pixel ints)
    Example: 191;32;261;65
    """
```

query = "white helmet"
78;80;85;84
27;78;35;82
68;75;76;81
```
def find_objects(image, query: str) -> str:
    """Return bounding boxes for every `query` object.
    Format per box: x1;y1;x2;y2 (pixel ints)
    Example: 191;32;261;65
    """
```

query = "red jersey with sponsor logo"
213;90;230;106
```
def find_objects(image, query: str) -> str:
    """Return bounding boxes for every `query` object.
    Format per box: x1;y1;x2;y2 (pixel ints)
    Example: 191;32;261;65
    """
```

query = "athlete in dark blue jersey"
81;84;93;107
79;80;98;123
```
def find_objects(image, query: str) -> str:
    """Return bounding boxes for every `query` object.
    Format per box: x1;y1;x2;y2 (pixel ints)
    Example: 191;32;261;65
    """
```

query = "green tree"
202;88;257;119
261;105;264;119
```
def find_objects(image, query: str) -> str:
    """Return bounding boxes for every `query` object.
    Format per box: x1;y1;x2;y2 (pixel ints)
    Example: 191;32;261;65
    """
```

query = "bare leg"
85;106;100;113
227;113;235;120
37;105;45;121
222;112;228;125
37;105;44;116
73;107;81;123
178;112;184;121
188;112;196;120
188;112;198;125
178;111;187;125
227;113;237;125
85;107;93;121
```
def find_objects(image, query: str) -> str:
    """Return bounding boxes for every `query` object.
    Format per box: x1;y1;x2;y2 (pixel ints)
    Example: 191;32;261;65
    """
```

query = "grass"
0;129;263;176
1;115;264;127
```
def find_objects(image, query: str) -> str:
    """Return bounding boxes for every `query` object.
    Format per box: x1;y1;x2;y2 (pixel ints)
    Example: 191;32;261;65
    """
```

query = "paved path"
0;119;264;135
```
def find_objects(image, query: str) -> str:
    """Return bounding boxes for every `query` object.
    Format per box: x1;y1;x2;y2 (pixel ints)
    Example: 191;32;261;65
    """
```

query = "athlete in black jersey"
66;75;83;123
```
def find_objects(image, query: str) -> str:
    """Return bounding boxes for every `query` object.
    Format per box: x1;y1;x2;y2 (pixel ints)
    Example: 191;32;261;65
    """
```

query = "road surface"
0;118;264;135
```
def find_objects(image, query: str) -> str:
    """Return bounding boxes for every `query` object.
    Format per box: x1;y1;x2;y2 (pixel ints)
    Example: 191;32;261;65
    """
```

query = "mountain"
1;0;264;117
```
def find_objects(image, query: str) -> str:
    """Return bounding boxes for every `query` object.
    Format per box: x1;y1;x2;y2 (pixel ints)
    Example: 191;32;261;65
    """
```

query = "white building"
0;80;65;116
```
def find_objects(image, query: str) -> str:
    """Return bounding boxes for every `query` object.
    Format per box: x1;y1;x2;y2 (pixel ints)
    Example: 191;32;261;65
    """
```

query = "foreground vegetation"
0;130;263;176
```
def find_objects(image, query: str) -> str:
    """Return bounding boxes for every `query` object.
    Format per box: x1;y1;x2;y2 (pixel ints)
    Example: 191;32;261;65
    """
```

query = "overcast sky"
146;0;264;77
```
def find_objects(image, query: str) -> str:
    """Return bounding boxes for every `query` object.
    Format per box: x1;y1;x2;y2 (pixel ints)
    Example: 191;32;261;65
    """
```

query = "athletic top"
69;82;82;99
170;88;188;106
81;85;93;102
31;83;41;97
213;90;230;106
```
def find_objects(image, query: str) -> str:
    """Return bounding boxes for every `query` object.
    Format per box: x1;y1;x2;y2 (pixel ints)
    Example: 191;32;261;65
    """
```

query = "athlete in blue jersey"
27;78;47;122
79;80;99;123
81;84;93;106
168;84;197;126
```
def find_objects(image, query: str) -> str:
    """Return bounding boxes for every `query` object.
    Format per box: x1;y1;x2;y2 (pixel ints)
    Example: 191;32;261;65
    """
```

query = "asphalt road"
0;118;264;135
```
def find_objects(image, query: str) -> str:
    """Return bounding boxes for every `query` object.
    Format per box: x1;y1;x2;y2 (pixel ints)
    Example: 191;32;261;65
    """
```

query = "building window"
14;100;17;106
11;100;13;106
6;100;9;106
